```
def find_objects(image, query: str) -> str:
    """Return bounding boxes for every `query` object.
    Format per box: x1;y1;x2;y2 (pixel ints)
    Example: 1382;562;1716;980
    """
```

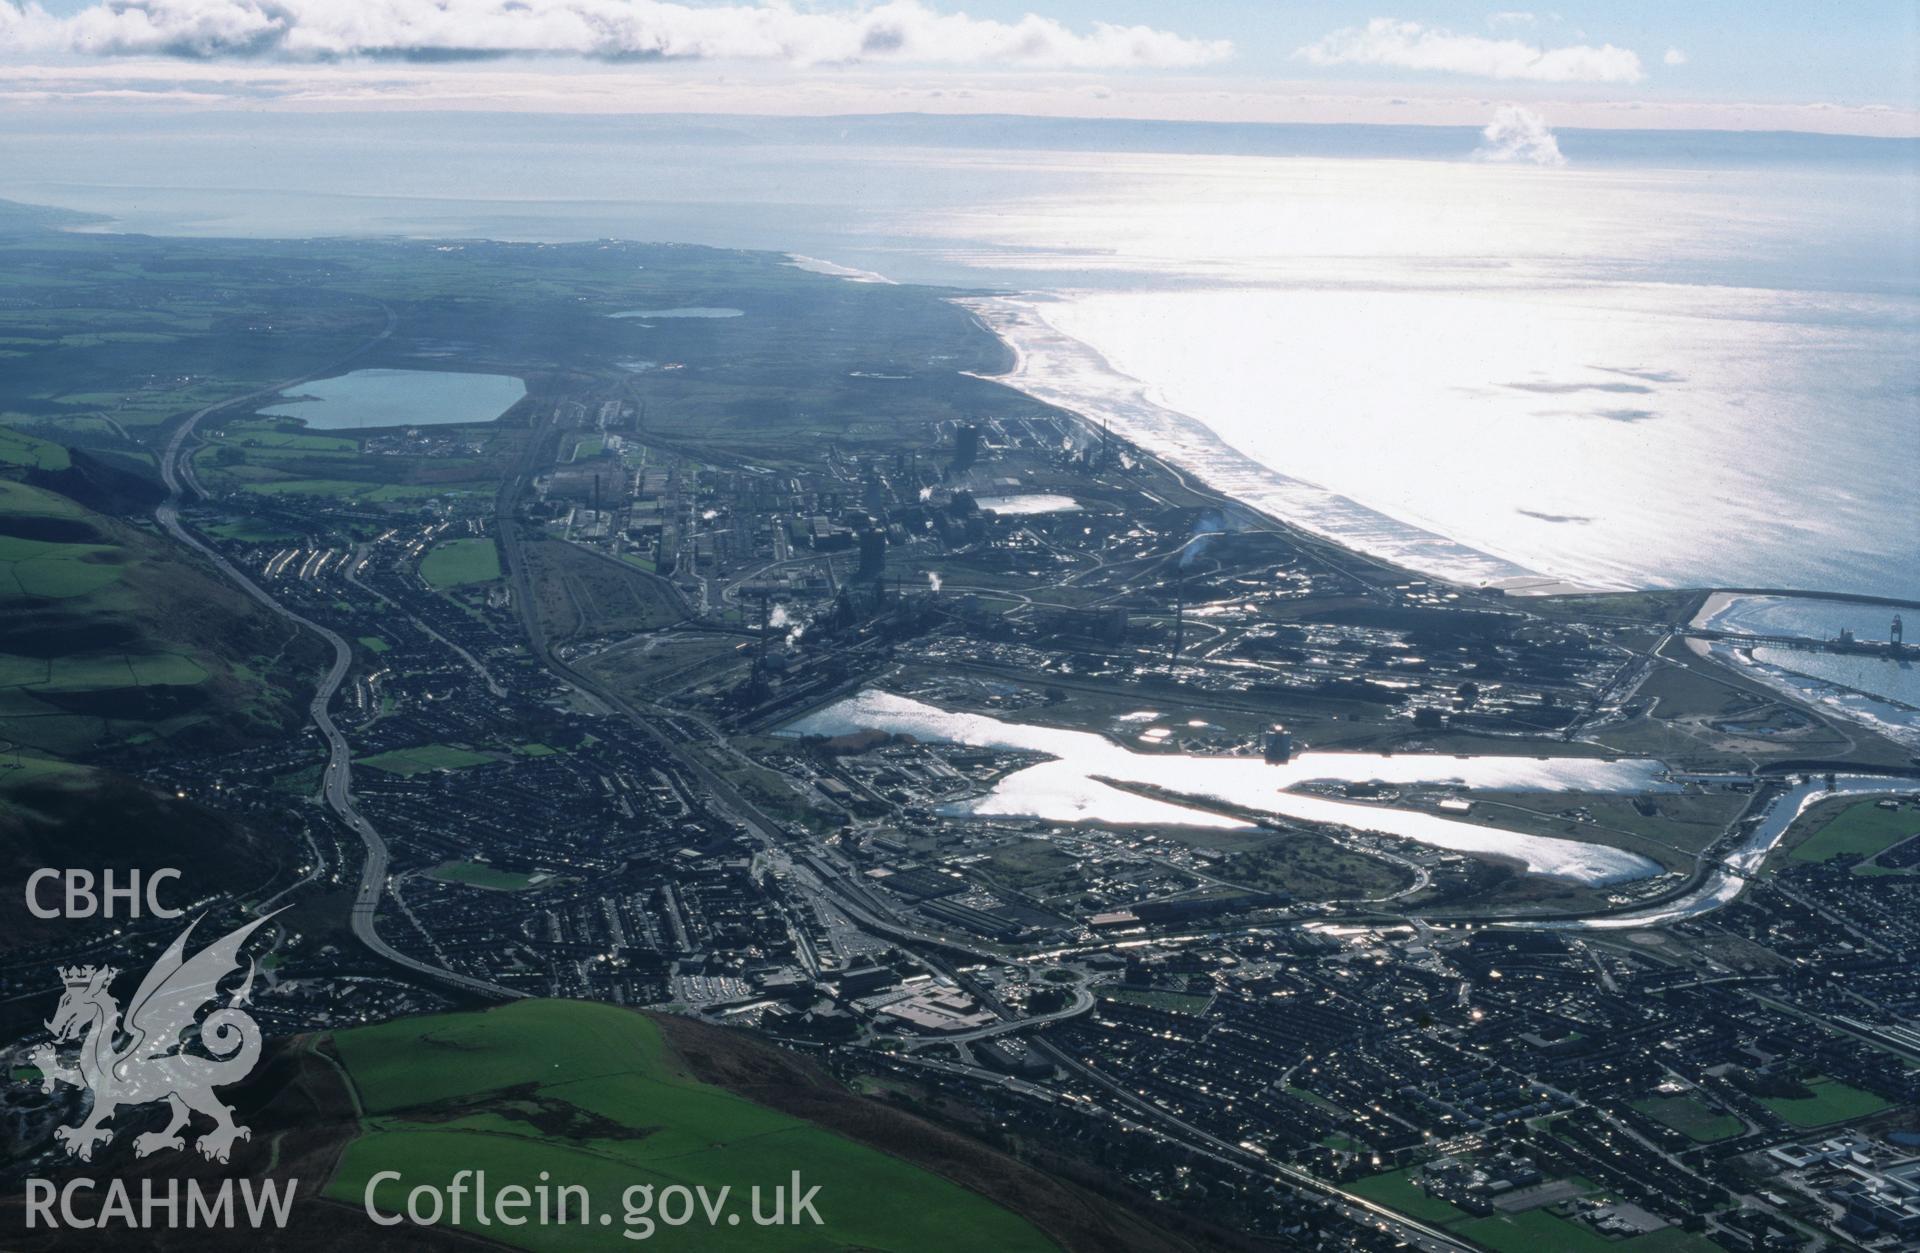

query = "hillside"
0;433;327;959
0;465;322;761
3;1000;1216;1251
326;1000;1059;1252
0;759;299;960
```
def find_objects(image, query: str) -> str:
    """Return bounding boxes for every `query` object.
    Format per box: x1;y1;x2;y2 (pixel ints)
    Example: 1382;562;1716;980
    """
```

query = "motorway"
154;307;521;1001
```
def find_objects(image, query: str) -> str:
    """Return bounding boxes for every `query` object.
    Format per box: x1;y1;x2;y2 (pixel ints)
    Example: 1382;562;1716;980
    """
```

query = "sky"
1;1;1916;136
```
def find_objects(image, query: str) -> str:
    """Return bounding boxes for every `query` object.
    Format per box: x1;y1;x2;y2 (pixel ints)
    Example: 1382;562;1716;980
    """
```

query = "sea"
6;110;1916;604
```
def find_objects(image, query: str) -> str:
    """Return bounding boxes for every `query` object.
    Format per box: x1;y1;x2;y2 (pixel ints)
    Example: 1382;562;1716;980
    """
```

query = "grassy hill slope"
0;759;298;960
4;1002;1212;1252
0;472;320;760
327;999;1057;1252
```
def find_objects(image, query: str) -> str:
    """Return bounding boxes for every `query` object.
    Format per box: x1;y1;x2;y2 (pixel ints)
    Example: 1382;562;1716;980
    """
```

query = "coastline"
947;286;1920;759
956;293;1613;597
785;253;896;284
1691;591;1920;748
801;255;1918;760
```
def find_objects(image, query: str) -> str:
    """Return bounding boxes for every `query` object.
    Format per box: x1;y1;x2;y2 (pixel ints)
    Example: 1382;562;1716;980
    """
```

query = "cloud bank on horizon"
0;2;1910;139
0;0;1232;67
1298;18;1643;84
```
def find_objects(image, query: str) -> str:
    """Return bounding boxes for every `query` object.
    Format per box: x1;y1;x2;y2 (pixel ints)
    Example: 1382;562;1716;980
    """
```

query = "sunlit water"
609;307;743;319
9;113;1914;596
1536;775;1913;930
974;493;1082;515
259;368;526;430
1690;593;1920;747
937;154;1918;596
785;689;1669;883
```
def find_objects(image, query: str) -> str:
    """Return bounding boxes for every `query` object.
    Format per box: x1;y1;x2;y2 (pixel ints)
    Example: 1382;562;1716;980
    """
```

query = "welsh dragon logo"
29;913;273;1165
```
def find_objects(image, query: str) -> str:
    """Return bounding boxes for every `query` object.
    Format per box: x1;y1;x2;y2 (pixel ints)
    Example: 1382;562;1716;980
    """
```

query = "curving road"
155;308;520;1001
899;984;1095;1051
342;544;508;699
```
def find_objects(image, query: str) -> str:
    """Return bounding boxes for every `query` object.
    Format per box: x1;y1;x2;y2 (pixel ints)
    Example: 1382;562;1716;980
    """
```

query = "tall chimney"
1172;577;1185;666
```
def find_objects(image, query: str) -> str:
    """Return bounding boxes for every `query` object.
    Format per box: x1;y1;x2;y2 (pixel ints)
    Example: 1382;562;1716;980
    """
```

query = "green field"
0;477;290;755
0;479;87;519
357;743;494;775
1348;1170;1472;1225
218;421;358;452
0;752;94;803
204;519;304;543
1452;1209;1715;1253
0;481;126;599
1790;802;1919;868
240;477;485;502
1633;1095;1742;1143
1099;987;1213;1015
0;427;69;470
427;860;542;891
1758;1077;1890;1128
420;537;502;588
196;409;505;511
327;1000;1055;1253
33;654;146;690
0;651;214;693
1349;1168;1721;1253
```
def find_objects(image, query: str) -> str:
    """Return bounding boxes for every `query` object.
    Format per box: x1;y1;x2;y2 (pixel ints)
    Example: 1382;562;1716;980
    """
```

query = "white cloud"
1663;47;1687;66
0;0;1233;68
1298;18;1643;84
1473;103;1565;165
1486;12;1536;28
3;61;1915;137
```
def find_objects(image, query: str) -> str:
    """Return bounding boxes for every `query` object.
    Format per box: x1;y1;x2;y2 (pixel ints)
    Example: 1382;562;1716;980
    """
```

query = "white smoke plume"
0;0;1233;67
767;602;790;628
1473;105;1567;166
926;571;942;593
1178;511;1226;569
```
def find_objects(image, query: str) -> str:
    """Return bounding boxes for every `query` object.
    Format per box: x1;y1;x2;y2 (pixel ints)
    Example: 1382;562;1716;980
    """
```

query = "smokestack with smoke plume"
1172;576;1185;665
1179;511;1227;570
